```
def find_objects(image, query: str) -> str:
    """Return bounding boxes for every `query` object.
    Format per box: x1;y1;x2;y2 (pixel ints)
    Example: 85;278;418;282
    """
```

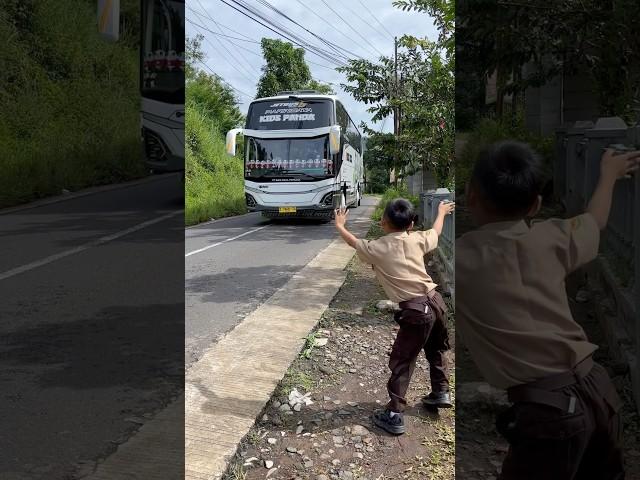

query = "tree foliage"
339;1;454;187
457;0;640;123
256;38;334;97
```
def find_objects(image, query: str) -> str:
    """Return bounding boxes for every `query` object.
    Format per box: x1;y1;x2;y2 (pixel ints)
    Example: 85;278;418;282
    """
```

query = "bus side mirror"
226;128;244;156
329;125;341;156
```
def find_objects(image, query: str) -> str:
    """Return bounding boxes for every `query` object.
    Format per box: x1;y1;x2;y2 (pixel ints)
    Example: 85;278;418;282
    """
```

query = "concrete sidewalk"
185;203;376;479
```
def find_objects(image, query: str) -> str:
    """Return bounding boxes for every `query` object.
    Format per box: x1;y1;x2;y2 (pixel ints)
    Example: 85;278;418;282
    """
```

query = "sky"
186;0;437;133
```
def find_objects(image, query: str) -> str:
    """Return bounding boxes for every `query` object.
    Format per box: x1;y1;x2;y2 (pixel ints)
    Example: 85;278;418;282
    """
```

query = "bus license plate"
279;207;296;213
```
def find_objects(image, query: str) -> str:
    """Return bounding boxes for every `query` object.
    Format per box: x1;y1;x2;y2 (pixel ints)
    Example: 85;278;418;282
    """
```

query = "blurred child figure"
456;141;640;479
334;197;455;435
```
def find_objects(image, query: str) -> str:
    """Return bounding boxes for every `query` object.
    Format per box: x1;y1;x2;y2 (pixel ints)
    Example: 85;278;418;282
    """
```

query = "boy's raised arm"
432;200;455;236
587;149;640;230
334;208;358;248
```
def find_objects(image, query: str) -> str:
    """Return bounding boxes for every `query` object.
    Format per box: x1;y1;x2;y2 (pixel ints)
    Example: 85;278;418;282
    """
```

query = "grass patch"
275;369;314;397
300;332;317;359
225;463;247;480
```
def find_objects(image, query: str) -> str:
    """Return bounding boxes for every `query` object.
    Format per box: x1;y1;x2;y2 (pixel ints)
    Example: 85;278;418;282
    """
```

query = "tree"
457;0;640;123
256;38;335;97
338;1;454;187
305;79;335;95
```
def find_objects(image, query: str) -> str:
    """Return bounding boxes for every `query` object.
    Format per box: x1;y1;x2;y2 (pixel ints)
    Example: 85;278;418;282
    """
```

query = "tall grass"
185;107;246;225
0;0;143;208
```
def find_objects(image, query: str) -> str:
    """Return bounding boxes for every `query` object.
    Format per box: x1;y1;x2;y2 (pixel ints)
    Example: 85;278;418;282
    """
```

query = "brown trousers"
497;360;624;480
387;291;450;413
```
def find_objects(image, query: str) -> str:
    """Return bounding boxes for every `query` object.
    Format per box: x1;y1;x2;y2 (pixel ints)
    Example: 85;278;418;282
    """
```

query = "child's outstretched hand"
438;200;456;216
334;207;349;228
601;149;640;180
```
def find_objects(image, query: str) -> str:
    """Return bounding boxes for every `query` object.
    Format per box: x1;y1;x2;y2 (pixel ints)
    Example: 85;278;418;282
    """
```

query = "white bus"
141;0;185;175
226;91;365;220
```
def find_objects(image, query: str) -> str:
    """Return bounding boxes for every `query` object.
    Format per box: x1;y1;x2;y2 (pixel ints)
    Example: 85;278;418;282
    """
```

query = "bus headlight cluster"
245;193;257;207
321;192;334;206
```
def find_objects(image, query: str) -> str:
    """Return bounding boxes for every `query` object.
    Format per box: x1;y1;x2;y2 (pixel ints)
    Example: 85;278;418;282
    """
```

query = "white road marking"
185;226;268;258
0;211;181;282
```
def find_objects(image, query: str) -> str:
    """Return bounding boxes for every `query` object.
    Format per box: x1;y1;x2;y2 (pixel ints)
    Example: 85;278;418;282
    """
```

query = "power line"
191;0;260;76
338;0;392;44
232;0;350;65
291;0;379;60
220;38;338;71
188;14;339;72
356;0;395;40
318;0;385;58
254;0;363;61
197;59;253;99
186;18;261;44
217;0;349;67
187;18;257;84
191;1;260;78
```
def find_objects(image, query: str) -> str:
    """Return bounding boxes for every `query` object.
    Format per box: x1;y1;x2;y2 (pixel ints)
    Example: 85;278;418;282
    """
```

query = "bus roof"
251;93;339;103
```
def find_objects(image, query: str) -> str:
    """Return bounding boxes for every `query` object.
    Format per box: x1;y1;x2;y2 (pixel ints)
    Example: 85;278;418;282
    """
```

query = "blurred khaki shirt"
456;213;600;389
355;229;439;303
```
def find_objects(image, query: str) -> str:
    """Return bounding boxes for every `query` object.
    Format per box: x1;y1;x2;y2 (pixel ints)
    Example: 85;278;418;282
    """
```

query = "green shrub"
457;117;554;193
372;185;420;221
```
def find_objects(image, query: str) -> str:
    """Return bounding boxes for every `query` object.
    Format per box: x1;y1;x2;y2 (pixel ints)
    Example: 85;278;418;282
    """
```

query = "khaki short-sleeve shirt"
355;229;439;303
456;213;600;389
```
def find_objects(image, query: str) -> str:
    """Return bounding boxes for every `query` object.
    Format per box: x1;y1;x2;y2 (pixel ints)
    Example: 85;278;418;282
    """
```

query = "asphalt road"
0;173;184;479
185;196;377;369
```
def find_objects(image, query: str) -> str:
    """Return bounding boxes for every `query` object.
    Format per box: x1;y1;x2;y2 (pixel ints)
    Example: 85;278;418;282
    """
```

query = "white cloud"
187;0;437;134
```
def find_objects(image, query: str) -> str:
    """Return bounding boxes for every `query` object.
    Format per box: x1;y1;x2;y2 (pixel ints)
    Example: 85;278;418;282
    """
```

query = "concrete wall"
524;65;600;135
406;162;438;196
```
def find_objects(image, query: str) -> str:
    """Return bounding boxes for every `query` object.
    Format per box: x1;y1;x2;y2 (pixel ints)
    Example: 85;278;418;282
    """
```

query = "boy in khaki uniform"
334;198;455;435
456;141;640;479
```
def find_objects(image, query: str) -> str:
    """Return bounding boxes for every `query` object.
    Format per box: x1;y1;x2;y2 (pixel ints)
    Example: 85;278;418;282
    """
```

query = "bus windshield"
245;136;336;181
246;99;333;130
142;0;185;104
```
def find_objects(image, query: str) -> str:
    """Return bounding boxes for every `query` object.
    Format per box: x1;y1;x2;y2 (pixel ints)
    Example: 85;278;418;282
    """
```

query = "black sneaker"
372;410;405;435
422;391;453;408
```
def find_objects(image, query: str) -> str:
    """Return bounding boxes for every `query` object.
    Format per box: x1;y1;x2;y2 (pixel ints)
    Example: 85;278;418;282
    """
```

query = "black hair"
383;198;416;230
470;141;545;217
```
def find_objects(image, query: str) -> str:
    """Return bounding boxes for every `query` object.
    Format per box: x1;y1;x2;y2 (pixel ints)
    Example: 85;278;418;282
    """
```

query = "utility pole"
391;36;398;186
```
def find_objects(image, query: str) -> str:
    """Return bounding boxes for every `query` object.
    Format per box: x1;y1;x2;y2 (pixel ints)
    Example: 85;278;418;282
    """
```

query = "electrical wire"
253;0;363;61
187;18;257;84
231;0;350;64
356;0;395;40
192;0;261;78
318;0;385;57
291;0;379;60
197;59;253;99
217;0;349;67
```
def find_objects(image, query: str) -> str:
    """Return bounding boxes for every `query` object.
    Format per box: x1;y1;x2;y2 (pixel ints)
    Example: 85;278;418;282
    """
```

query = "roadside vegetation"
0;0;143;208
372;185;419;221
185;36;246;225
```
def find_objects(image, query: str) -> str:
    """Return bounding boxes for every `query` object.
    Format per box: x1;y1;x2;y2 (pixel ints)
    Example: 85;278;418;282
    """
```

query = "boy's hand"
334;207;348;228
438;200;456;216
601;149;640;180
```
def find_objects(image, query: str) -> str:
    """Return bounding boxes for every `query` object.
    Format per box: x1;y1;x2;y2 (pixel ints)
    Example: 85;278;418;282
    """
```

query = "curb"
0;172;180;216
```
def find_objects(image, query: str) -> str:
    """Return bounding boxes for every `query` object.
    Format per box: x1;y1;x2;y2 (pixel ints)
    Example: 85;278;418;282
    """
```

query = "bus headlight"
320;192;334;206
245;193;257;207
